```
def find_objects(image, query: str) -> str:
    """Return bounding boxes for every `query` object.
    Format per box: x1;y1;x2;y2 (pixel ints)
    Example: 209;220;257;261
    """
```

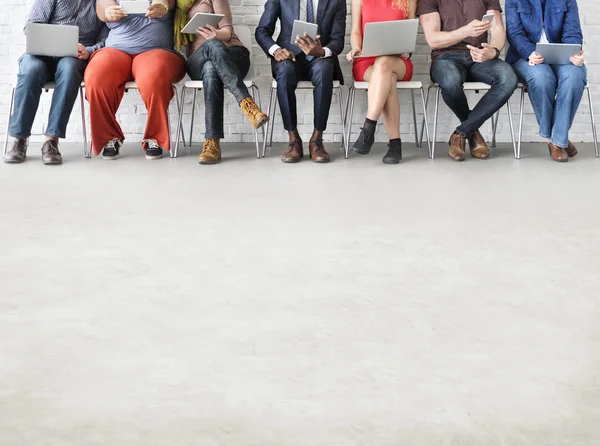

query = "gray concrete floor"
1;141;600;446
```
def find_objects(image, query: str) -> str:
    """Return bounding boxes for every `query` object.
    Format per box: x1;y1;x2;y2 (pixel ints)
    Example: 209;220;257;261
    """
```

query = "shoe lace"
143;139;160;150
242;98;261;120
358;127;369;141
311;138;325;152
104;138;120;150
45;140;60;154
203;140;219;156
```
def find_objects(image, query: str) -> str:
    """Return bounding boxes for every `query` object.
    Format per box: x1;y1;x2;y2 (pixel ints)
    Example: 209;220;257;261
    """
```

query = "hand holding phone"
482;13;495;23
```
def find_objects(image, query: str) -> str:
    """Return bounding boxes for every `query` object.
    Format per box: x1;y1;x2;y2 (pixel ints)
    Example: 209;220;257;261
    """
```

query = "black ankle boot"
382;139;402;164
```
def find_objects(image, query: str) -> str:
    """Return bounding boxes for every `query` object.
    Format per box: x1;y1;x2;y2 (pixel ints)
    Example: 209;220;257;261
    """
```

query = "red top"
352;0;414;82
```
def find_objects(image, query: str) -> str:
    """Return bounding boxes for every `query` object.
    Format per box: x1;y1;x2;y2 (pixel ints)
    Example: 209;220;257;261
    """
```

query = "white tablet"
120;1;150;14
536;43;581;65
290;20;318;46
181;13;225;34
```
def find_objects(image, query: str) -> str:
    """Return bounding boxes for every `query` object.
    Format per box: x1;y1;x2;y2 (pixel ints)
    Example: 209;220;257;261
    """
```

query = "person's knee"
374;56;395;72
275;60;296;82
56;58;84;84
201;61;218;79
203;38;227;55
311;58;334;83
18;54;47;84
432;61;462;91
496;66;518;91
559;65;587;89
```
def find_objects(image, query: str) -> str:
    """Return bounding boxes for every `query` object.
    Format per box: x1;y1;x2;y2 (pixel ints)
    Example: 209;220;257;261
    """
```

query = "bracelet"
153;2;169;12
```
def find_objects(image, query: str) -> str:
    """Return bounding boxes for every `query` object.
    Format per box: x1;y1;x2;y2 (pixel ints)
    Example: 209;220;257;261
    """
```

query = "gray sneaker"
4;138;27;163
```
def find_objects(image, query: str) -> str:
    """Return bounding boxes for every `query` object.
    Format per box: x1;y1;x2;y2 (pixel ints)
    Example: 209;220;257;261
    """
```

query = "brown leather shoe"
240;97;269;130
309;139;330;163
548;142;568;162
198;138;221;164
41;140;62;165
468;130;489;159
448;132;466;161
281;139;303;163
4;138;27;163
566;141;578;158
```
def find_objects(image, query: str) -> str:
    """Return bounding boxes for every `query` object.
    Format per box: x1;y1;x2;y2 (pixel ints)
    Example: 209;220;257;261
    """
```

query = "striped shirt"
27;0;108;54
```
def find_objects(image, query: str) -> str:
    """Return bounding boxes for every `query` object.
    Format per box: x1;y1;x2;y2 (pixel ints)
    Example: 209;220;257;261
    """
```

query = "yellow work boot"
240;97;269;129
198;138;221;164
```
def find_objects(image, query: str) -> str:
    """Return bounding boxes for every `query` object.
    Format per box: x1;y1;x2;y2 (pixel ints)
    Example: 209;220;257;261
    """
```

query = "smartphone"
482;13;495;23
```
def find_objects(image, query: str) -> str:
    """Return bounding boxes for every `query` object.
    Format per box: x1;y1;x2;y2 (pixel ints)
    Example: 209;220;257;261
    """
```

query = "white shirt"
539;28;549;44
268;0;333;58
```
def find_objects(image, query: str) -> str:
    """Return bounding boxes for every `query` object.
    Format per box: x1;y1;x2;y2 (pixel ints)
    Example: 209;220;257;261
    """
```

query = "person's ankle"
45;136;58;142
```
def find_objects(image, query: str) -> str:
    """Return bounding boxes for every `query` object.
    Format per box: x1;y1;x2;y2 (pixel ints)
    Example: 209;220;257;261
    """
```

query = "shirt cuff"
321;47;332;58
268;44;281;56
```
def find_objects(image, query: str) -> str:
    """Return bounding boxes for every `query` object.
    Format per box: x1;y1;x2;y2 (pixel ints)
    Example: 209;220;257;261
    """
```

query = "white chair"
343;80;431;159
174;25;264;159
515;83;598;159
122;81;185;159
262;79;346;157
419;82;517;159
3;82;88;158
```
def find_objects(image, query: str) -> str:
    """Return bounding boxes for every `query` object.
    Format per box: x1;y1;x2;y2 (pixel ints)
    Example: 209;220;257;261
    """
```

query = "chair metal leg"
174;87;187;159
268;87;278;148
432;87;441;159
345;86;356;159
337;86;346;150
420;85;433;148
586;87;599;158
249;85;260;159
491;111;499;149
175;86;186;149
253;84;266;148
411;89;419;148
79;87;89;158
188;89;197;148
4;87;15;158
263;85;275;157
506;99;517;159
419;87;431;157
518;87;525;159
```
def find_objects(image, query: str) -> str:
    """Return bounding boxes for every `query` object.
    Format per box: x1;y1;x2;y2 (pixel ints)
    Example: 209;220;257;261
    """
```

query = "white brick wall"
0;0;598;145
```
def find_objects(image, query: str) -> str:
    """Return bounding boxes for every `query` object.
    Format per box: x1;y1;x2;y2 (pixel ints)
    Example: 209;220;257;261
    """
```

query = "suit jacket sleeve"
506;0;535;61
326;0;346;56
255;0;281;55
562;0;583;45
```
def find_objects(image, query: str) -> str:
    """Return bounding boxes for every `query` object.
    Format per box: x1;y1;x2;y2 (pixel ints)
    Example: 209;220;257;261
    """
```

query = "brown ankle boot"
468;130;489;159
448;132;466;161
566;141;578;158
240;97;269;129
198;139;221;164
41;140;62;165
548;142;568;162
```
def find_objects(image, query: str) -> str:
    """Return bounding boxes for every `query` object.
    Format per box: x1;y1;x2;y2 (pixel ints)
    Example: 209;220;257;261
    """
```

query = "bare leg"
381;73;400;140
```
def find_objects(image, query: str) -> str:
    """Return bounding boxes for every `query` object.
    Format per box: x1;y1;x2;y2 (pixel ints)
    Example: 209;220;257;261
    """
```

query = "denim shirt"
506;0;583;64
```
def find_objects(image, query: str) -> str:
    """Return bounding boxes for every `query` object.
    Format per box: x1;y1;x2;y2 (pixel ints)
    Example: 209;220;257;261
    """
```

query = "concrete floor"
1;141;600;446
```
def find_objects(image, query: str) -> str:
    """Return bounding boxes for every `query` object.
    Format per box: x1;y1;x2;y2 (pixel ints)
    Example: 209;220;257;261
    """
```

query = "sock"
363;118;377;135
389;138;401;149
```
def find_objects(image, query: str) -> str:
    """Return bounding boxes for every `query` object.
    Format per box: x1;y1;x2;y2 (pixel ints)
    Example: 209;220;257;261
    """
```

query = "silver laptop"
26;23;79;58
357;19;418;58
536;43;581;65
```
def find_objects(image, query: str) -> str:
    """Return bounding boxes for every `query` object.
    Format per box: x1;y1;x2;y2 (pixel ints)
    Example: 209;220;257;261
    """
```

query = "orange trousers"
84;48;185;155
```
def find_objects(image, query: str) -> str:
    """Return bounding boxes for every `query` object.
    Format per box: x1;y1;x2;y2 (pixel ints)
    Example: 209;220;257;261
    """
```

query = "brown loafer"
41;140;62;165
566;141;578;158
4;138;27;163
309;139;330;163
468;130;489;159
281;139;303;163
548;142;568;162
448;132;466;161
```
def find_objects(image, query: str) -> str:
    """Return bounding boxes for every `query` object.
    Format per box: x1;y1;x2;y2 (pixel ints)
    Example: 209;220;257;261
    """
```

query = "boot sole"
4;159;25;164
145;154;163;160
352;146;372;155
43;159;62;165
199;159;221;164
448;153;466;162
253;116;269;130
102;154;120;160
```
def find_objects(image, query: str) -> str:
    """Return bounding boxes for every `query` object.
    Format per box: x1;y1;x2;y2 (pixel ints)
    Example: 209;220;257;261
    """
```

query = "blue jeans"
9;54;86;139
186;40;251;139
430;52;518;137
511;58;587;149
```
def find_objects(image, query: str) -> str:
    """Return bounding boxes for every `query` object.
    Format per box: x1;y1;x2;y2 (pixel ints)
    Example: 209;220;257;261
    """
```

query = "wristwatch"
492;47;501;60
